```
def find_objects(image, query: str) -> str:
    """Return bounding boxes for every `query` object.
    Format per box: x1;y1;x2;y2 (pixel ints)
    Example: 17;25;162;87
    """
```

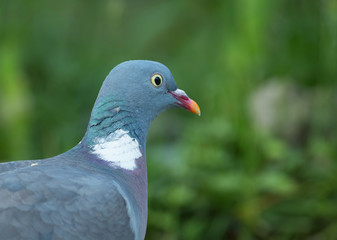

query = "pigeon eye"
151;74;163;87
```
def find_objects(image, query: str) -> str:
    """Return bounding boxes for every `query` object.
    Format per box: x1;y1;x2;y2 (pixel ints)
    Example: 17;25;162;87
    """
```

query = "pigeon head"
97;60;200;117
84;60;200;146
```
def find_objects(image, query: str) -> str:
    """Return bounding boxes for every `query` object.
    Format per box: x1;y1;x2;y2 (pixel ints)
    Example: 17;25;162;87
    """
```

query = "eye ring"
151;74;163;87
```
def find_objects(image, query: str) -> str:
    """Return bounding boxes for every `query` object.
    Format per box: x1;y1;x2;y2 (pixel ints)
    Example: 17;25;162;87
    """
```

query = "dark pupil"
154;76;161;85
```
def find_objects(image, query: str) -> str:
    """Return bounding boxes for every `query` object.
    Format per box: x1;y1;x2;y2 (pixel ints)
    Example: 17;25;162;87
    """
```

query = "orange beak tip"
191;100;201;116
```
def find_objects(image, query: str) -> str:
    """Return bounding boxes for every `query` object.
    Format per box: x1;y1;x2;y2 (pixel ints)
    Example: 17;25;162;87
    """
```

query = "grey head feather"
84;60;179;146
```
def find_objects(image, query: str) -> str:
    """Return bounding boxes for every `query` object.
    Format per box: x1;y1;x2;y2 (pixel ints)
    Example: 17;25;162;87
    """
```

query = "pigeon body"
0;60;200;240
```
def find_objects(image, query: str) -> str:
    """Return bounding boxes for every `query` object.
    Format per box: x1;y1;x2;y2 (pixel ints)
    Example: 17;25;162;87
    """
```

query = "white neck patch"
91;129;142;170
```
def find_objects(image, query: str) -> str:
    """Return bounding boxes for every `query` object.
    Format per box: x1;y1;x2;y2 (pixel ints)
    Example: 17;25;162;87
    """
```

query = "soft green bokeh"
1;0;337;239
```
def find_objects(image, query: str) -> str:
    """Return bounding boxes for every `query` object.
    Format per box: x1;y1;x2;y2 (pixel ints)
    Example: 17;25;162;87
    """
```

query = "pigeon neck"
82;98;151;150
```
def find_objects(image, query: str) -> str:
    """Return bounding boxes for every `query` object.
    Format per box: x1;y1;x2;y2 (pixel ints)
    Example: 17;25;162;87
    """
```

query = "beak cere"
169;89;201;116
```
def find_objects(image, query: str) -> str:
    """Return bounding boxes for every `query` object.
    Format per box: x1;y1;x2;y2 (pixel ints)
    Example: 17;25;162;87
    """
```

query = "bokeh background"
1;0;337;239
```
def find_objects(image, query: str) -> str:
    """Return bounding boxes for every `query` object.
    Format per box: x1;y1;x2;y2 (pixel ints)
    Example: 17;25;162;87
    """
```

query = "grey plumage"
0;60;200;240
0;151;137;240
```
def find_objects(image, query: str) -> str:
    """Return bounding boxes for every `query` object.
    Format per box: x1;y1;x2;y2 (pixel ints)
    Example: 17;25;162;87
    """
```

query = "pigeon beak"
169;89;201;116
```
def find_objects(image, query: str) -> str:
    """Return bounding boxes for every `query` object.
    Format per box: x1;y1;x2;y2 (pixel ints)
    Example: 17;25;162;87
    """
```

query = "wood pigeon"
0;60;200;240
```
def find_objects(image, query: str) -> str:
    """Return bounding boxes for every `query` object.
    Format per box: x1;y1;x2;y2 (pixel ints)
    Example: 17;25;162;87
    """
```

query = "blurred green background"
1;0;337;239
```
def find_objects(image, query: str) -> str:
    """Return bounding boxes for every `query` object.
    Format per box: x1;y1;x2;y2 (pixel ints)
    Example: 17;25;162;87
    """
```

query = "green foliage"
1;0;337;239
